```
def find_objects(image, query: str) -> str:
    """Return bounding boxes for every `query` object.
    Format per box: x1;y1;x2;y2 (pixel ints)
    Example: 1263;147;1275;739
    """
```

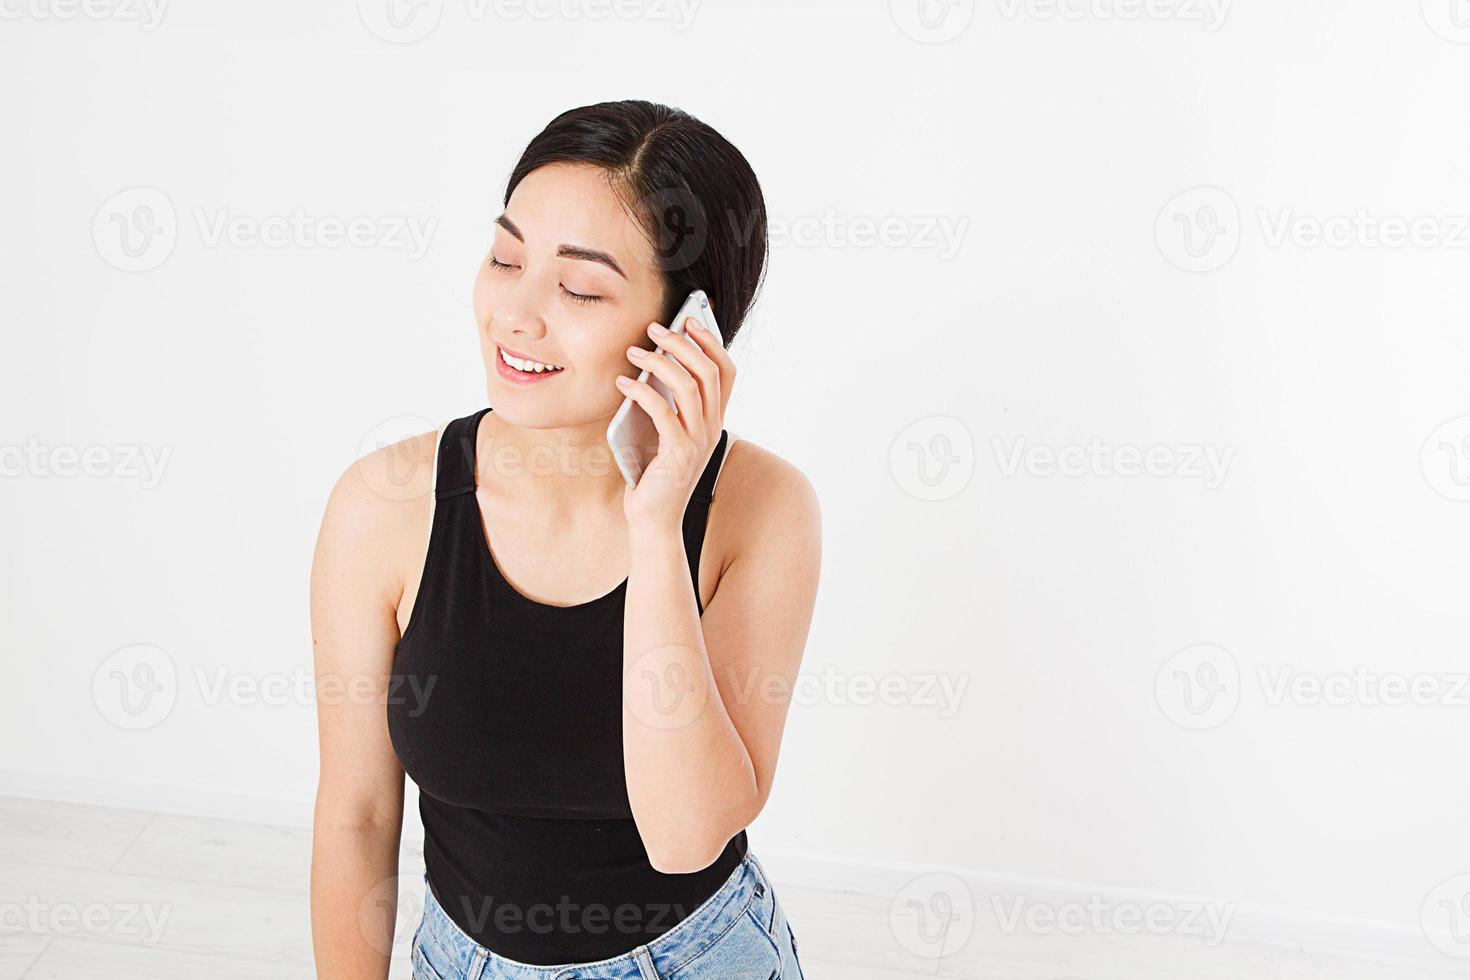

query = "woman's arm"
622;442;822;873
309;436;431;978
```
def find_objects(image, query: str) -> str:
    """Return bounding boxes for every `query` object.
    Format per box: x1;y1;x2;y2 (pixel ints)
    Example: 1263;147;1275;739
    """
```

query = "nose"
490;276;550;342
494;304;547;343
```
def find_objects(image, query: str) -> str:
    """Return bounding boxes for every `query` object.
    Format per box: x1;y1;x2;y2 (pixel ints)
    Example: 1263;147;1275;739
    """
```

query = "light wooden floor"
0;796;1460;979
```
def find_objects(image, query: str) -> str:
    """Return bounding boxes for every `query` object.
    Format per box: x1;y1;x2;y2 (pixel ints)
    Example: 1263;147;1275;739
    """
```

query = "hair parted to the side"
505;100;769;348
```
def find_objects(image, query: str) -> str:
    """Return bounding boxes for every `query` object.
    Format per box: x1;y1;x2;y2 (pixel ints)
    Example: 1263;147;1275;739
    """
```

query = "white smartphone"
607;289;719;488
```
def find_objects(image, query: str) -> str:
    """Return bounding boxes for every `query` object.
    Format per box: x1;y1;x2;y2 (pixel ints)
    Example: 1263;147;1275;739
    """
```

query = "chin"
480;379;565;428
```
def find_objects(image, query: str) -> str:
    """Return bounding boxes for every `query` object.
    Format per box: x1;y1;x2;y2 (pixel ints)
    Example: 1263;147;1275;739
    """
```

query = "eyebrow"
495;214;627;279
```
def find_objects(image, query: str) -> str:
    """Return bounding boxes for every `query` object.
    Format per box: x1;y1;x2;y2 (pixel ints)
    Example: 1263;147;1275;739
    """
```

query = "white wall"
3;0;1468;962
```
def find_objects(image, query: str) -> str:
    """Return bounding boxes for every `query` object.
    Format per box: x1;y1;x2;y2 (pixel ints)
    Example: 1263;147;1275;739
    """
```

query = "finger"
615;376;698;477
668;316;725;431
626;348;699;435
648;319;714;376
649;319;719;432
678;314;736;419
630;333;703;439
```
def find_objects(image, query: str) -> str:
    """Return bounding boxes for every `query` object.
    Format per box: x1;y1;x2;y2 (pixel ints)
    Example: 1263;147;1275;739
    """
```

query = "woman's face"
473;162;667;429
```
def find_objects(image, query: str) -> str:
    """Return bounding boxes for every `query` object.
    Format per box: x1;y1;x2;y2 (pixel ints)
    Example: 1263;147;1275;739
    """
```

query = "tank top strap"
689;430;731;506
433;407;490;501
682;430;731;610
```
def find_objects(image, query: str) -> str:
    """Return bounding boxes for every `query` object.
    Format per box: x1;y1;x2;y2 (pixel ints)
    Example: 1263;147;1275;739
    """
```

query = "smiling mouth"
499;345;564;372
496;344;566;383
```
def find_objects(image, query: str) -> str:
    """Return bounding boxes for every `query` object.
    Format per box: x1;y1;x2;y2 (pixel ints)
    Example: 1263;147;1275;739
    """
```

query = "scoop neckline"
468;406;630;612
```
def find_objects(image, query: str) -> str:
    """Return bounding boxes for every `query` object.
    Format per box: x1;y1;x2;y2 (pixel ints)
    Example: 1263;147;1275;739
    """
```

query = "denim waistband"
417;850;776;979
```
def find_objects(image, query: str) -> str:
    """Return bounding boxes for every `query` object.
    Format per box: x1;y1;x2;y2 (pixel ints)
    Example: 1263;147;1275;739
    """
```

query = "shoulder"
314;427;441;594
323;427;439;527
710;436;821;561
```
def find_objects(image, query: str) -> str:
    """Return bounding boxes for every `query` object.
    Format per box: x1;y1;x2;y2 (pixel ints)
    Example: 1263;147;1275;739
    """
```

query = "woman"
309;100;821;979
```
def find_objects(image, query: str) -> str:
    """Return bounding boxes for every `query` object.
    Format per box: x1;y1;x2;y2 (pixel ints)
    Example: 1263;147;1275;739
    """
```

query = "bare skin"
309;162;821;979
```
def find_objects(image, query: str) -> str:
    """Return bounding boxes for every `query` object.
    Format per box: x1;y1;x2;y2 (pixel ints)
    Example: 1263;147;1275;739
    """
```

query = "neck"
475;408;628;509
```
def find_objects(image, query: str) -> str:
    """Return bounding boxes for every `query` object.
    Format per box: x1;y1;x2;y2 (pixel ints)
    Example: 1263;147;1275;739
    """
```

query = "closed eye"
560;285;602;305
488;256;602;305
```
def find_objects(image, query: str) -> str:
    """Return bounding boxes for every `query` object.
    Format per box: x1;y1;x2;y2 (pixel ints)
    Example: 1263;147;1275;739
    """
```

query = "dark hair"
505;100;768;347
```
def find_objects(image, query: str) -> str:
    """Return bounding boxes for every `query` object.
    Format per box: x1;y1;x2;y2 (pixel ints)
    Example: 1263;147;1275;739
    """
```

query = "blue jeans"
409;851;807;979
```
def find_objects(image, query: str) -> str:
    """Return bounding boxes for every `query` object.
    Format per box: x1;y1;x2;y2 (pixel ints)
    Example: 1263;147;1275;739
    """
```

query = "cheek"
549;317;646;382
564;320;626;370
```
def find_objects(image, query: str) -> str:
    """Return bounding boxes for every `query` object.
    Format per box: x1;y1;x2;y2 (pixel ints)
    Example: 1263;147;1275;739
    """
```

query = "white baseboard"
739;847;1444;971
0;770;1448;971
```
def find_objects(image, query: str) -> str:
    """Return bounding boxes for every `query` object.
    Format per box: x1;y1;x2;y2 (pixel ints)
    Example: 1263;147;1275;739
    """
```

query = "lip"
494;343;565;385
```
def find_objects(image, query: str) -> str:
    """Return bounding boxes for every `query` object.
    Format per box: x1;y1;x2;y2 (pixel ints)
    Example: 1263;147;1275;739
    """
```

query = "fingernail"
627;346;646;358
616;376;631;387
649;322;668;335
686;316;704;333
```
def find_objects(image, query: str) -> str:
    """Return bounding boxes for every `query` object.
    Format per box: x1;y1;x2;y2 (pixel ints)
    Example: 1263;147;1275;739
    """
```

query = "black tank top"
388;406;747;965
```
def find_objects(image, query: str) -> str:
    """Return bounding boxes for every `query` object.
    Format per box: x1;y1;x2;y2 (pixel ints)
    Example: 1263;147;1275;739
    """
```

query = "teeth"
501;348;563;373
